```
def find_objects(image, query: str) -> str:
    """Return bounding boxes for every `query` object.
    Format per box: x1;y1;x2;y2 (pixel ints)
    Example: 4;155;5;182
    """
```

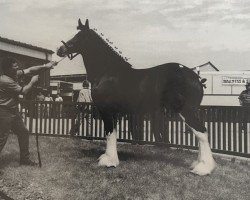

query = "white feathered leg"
190;142;201;169
190;130;216;175
98;130;119;167
179;114;216;176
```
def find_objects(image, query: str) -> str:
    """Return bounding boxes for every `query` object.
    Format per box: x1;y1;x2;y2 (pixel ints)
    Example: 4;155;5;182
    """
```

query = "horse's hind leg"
98;113;119;167
179;107;216;176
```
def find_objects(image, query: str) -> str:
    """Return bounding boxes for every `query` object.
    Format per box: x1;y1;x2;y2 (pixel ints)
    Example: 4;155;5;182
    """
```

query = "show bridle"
61;40;79;60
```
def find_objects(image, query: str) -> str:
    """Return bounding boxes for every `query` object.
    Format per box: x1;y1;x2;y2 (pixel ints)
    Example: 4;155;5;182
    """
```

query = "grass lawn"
0;134;249;200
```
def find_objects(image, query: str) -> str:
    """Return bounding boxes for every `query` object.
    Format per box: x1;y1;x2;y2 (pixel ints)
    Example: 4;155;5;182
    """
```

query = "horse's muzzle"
56;46;67;57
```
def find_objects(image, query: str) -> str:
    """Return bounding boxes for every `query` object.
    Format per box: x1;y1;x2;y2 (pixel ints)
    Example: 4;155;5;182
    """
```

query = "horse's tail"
191;66;207;88
199;76;207;88
181;64;207;88
179;64;205;106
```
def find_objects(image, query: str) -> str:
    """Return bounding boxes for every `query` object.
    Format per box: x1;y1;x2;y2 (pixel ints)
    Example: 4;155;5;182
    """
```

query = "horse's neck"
81;52;107;82
81;35;131;83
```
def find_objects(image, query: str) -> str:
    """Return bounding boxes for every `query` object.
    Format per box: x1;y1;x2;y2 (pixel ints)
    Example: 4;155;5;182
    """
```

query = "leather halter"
61;40;79;60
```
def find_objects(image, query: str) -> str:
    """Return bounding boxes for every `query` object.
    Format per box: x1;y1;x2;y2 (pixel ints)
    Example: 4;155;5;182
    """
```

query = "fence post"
244;108;249;154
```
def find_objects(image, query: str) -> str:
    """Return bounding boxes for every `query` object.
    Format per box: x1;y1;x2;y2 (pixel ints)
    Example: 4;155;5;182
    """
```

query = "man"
36;91;45;117
44;93;53;117
77;80;92;103
55;93;63;102
239;82;250;106
69;80;92;136
36;91;45;101
0;57;56;166
55;93;63;118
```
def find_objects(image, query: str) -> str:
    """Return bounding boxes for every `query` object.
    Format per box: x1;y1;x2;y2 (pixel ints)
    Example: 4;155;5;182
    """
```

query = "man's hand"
30;75;39;85
43;61;58;69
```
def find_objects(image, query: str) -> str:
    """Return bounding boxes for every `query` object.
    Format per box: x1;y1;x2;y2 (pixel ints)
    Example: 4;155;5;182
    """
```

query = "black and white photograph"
0;0;249;199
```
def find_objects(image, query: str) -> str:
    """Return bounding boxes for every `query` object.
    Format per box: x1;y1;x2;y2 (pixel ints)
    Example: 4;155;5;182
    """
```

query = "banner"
222;76;248;85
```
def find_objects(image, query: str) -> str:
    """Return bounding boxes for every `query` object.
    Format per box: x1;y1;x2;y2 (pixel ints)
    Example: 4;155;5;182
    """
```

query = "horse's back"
131;62;203;112
92;62;203;114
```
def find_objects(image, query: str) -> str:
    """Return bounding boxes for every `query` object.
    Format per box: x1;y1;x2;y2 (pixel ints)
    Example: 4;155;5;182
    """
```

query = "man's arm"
22;75;39;94
21;61;57;76
2;75;39;95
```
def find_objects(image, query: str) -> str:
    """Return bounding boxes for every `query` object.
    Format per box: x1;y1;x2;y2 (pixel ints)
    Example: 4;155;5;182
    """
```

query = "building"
192;61;219;72
201;71;250;106
51;74;88;90
50;80;74;102
0;36;54;98
191;61;250;106
51;74;88;101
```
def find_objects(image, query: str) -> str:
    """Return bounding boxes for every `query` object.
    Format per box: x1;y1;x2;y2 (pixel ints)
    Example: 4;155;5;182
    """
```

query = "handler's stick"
36;132;42;167
35;56;66;167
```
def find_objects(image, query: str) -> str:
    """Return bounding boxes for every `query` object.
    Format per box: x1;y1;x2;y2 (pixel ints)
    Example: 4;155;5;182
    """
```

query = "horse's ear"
77;19;84;30
85;19;89;29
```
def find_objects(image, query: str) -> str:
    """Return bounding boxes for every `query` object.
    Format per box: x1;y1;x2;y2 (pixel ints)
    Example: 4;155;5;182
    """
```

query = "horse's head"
57;19;90;60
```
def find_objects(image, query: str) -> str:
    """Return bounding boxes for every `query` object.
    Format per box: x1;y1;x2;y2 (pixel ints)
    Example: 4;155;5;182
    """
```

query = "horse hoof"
98;153;119;167
190;160;200;169
190;161;216;176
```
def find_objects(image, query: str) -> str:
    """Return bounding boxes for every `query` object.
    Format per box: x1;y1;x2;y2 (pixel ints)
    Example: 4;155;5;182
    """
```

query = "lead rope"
55;56;67;65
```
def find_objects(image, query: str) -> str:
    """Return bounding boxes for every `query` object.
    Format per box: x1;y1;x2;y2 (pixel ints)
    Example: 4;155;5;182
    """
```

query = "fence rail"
19;101;250;158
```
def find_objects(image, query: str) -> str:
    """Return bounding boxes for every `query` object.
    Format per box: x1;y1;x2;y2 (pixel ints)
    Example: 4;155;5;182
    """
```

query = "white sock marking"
179;113;216;175
106;131;118;157
98;130;119;167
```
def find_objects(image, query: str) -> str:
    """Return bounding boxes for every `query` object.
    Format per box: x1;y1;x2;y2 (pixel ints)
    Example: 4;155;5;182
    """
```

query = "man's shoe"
20;158;37;166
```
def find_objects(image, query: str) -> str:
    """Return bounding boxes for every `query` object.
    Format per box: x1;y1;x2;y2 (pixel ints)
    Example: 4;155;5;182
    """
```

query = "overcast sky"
1;0;250;75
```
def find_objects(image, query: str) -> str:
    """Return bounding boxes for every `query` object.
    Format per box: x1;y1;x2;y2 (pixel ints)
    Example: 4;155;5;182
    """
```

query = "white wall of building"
73;82;83;91
200;71;250;106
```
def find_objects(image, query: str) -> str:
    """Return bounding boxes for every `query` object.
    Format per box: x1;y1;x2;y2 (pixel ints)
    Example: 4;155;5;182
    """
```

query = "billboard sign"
222;76;248;85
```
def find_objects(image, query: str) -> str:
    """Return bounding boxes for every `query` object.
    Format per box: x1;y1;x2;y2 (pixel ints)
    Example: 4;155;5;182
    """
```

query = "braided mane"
89;29;132;70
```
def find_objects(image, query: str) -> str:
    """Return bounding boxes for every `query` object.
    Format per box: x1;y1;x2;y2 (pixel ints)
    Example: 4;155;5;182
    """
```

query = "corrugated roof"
0;36;54;54
192;61;219;71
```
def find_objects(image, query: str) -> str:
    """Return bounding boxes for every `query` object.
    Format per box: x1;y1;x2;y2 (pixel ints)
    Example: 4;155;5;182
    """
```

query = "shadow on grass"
0;157;12;169
79;148;188;168
0;153;19;170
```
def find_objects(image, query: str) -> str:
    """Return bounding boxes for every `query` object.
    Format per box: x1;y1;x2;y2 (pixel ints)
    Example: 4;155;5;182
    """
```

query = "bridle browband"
61;40;79;60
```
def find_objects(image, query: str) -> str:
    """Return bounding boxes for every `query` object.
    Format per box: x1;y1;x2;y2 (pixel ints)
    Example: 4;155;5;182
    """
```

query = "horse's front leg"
98;114;119;167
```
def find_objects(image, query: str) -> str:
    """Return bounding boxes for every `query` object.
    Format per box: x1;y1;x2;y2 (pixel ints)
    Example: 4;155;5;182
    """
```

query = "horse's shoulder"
92;75;118;92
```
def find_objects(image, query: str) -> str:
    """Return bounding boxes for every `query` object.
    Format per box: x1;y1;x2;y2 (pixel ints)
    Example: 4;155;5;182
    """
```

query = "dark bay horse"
57;19;216;176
